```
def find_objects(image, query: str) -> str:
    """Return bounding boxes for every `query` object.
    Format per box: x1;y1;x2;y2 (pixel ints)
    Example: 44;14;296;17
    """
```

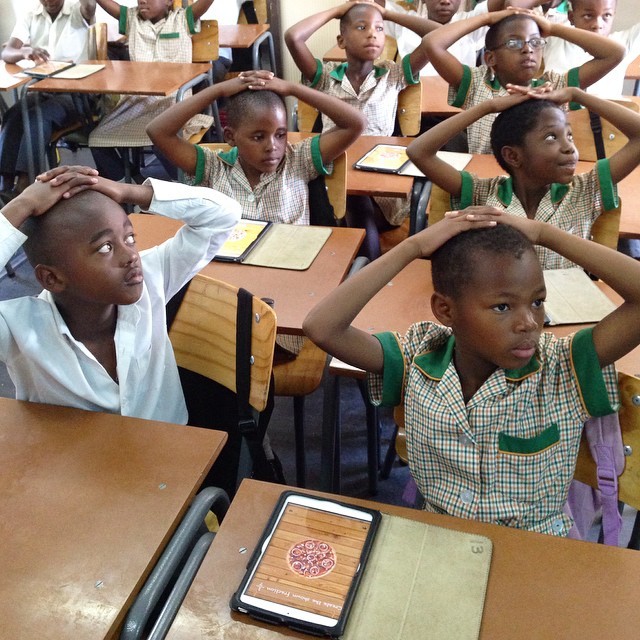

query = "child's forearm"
95;0;120;20
385;11;439;37
284;7;342;47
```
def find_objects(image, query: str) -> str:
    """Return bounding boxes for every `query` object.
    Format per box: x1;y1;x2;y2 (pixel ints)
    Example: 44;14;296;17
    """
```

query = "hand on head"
506;83;574;105
240;71;291;95
36;166;99;199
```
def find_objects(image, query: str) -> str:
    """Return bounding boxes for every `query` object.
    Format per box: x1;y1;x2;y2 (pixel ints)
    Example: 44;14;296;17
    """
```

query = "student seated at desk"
543;0;640;97
303;208;640;536
147;70;365;226
406;87;640;268
422;6;625;153
89;0;215;181
0;0;96;196
0;166;240;422
285;1;439;259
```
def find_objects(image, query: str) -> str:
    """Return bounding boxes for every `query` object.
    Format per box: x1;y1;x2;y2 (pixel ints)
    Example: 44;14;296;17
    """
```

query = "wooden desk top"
218;24;270;48
0;397;227;640
131;215;364;335
460;153;640;240
625;54;640;81
0;62;30;92
27;60;211;95
165;479;640;640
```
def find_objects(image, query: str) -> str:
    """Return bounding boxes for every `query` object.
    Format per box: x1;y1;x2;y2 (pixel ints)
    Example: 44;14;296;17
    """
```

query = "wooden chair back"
199;141;348;220
573;372;640;512
426;182;451;226
88;22;108;60
566;100;639;162
191;19;219;63
168;274;277;412
397;81;423;136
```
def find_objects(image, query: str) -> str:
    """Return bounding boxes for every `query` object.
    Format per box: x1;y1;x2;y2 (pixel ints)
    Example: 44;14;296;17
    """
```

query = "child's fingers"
37;165;98;183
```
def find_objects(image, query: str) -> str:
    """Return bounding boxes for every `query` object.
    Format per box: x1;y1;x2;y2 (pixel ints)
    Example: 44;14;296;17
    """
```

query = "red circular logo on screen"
287;539;336;579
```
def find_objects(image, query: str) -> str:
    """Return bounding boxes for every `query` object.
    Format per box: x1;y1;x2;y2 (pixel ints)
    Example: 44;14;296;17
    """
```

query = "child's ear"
483;49;495;70
431;291;455;327
223;126;236;147
501;145;523;172
34;264;66;294
336;34;346;50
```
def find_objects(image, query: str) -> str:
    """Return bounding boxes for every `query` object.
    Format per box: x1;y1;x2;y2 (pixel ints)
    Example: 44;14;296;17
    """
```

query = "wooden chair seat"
273;338;327;397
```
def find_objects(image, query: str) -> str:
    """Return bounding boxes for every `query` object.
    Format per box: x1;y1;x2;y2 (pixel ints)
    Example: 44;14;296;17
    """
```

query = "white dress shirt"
0;179;241;423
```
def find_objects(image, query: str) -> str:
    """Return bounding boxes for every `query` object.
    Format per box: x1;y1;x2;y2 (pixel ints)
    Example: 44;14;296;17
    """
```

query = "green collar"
496;176;570;206
329;62;389;82
487;72;549;92
413;334;541;382
217;147;239;166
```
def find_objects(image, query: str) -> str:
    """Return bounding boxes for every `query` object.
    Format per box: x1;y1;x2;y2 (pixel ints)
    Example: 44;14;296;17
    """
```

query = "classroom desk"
0;397;227;640
164;478;640;640
625;53;640;95
455;152;640;239
131;215;364;335
218;24;276;72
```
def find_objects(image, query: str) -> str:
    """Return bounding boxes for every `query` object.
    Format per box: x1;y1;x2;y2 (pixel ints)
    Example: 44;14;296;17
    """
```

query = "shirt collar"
217;147;239;166
329;62;389;82
486;70;550;92
413;334;541;382
496;175;570;206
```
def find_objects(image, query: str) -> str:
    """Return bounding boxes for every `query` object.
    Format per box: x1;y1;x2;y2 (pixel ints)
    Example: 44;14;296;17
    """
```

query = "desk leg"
358;379;379;497
252;32;277;74
320;374;341;493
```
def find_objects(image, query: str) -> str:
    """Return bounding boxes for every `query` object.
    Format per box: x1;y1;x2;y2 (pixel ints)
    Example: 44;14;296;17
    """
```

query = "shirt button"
247;194;255;203
551;519;564;534
458;434;473;446
460;489;474;504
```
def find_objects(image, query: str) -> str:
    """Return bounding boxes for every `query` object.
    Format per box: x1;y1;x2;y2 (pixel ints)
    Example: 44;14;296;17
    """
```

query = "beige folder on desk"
343;514;492;640
242;224;332;270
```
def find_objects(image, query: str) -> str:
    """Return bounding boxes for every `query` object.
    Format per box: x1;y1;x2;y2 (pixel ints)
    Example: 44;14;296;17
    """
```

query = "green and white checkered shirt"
190;136;330;225
309;57;419;136
449;64;579;154
368;322;619;536
451;159;618;269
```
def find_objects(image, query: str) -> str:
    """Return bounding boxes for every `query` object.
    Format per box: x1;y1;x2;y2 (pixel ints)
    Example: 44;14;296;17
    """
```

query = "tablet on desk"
23;60;75;78
231;491;381;637
214;219;272;262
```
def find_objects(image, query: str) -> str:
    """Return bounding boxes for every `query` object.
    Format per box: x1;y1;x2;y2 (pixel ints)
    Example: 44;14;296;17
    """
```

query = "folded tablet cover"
342;514;492;640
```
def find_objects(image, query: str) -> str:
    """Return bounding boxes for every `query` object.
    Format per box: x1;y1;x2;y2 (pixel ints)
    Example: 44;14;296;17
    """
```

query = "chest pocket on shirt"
496;424;562;503
157;32;183;61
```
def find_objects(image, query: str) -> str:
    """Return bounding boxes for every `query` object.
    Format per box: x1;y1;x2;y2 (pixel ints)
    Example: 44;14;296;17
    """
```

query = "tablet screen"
234;493;379;632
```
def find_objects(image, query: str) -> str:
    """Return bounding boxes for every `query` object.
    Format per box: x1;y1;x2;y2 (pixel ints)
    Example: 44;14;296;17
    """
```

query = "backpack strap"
588;110;607;160
584;413;625;545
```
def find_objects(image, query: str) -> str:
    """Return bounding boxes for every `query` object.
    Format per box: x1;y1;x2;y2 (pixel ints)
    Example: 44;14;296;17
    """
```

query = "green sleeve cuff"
193;145;205;185
571;327;617;417
450;65;471;108
374;332;406;407
119;6;127;35
310;135;330;176
309;59;323;88
567;67;582;110
596;158;618;211
459;170;473;209
402;54;420;85
186;5;196;34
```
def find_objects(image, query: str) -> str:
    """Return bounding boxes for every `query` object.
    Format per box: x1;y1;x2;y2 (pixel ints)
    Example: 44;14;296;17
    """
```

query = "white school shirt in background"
543;24;640;97
11;0;92;62
0;180;240;424
383;0;489;76
201;0;244;61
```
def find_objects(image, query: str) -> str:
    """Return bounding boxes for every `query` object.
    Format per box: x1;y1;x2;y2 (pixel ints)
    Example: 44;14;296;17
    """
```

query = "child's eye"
376;26;384;31
125;233;136;246
97;242;113;254
545;133;556;141
493;303;510;312
532;299;545;309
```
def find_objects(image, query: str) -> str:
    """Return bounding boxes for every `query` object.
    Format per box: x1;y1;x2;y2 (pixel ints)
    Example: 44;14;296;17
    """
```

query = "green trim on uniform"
159;32;180;39
459;170;474;209
567;67;582;110
330;62;348;82
504;356;541;381
596;158;618;211
119;6;127;35
194;145;205;185
451;65;471;108
498;424;560;454
310;135;330;176
495;176;568;207
186;5;196;34
310;59;324;88
217;147;239;165
571;327;617;417
413;335;455;380
374;332;406;407
401;54;419;86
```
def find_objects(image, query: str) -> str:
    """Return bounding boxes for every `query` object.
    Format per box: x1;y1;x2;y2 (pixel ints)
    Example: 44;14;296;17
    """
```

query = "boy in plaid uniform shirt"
304;207;640;535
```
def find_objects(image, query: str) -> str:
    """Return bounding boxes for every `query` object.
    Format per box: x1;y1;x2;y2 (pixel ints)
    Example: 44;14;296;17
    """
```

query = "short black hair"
21;190;113;267
491;99;561;172
339;2;381;33
224;89;286;129
485;14;536;51
431;224;535;298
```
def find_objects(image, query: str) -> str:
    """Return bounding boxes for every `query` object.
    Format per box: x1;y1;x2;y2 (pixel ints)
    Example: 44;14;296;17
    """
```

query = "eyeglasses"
493;37;547;51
